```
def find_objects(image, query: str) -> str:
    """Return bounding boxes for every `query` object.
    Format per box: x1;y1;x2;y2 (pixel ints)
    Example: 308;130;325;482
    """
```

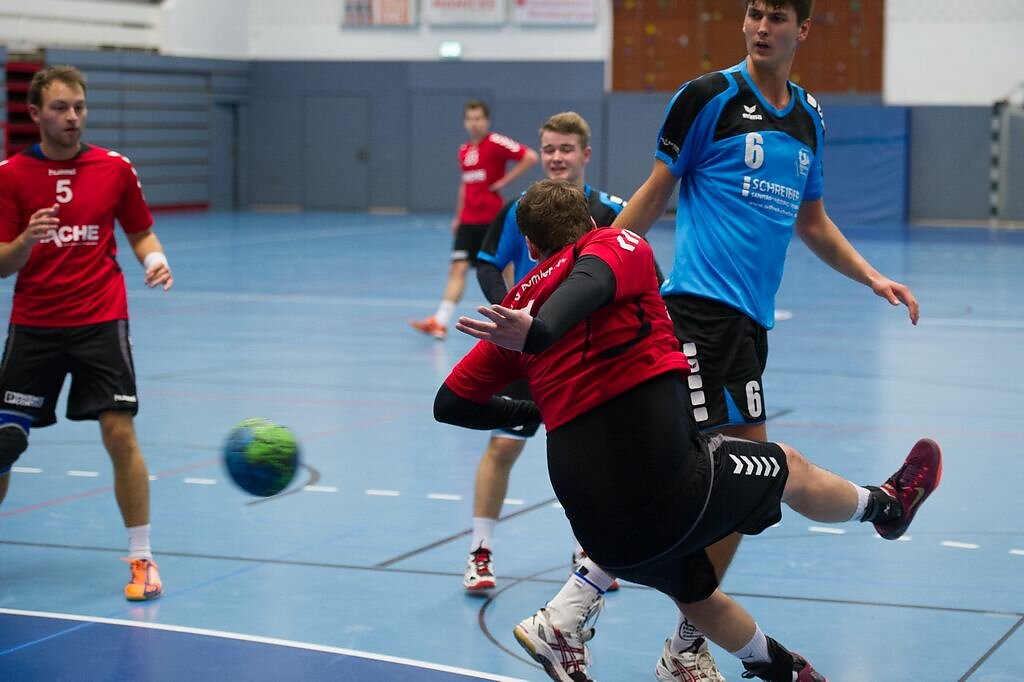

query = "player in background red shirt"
434;180;942;682
0;65;172;602
409;99;536;340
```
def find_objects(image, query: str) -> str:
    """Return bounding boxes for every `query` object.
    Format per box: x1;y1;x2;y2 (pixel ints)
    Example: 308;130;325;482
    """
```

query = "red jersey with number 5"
459;132;528;224
445;228;690;431
0;144;153;327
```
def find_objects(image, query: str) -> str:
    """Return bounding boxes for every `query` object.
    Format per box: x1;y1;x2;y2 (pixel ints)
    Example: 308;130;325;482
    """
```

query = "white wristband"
143;251;169;269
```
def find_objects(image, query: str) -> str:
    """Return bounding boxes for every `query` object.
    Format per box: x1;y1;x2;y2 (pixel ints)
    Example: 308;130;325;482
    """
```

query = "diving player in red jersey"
434;179;942;682
0;65;172;602
410;99;536;340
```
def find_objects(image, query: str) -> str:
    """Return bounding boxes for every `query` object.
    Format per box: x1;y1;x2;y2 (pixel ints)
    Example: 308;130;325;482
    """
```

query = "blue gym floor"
1;211;1022;681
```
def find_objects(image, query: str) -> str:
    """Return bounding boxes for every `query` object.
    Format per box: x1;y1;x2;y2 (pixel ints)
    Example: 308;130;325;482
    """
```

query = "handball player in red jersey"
434;179;941;682
410;99;536;340
0;65;172;602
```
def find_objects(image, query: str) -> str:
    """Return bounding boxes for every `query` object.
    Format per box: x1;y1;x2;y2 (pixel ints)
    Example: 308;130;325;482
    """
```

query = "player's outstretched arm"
611;161;676;236
795;198;919;324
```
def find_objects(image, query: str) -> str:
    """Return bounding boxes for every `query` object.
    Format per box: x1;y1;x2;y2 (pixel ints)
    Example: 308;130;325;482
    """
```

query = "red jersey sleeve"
487;133;527;163
0;162;25;242
444;340;523;403
110;152;153;234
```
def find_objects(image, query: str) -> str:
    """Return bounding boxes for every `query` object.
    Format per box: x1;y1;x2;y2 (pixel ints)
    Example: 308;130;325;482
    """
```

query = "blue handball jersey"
656;59;825;329
477;184;625;284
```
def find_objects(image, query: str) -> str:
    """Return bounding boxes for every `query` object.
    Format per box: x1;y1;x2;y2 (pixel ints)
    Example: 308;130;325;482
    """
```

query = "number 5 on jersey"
56;178;73;204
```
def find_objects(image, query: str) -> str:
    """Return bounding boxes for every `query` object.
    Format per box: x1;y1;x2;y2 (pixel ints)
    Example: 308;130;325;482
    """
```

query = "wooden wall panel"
612;0;884;93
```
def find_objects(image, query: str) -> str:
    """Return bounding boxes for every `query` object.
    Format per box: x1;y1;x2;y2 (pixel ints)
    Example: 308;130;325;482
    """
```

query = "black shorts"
548;372;787;603
664;294;768;431
451;223;489;264
0;320;139;427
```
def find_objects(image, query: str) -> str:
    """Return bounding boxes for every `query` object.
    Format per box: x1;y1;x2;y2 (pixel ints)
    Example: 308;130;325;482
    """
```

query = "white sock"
435;300;456;326
852;482;871;521
728;623;771;664
574;556;616;592
127;524;152;560
546;568;603;631
470;517;496;552
670;614;704;653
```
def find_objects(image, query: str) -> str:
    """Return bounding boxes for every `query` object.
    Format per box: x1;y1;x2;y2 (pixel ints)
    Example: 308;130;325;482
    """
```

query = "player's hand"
871;277;919;325
144;260;174;291
456;301;535;351
23;204;59;246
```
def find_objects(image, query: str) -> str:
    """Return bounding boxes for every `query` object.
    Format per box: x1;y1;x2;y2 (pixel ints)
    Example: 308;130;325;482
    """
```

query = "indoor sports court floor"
1;211;1022;681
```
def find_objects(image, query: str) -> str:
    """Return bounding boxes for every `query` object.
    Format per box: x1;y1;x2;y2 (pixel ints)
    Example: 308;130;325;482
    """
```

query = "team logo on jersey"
464;146;479;166
40;224;101;248
796;148;812;177
742;104;763;121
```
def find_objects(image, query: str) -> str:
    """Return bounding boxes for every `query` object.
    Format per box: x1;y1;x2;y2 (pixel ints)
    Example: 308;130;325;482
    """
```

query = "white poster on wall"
423;0;506;26
511;0;596;25
343;0;417;27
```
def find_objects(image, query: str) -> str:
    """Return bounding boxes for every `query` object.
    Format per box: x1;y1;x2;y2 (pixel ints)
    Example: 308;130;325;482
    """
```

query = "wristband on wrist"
143;251;169;269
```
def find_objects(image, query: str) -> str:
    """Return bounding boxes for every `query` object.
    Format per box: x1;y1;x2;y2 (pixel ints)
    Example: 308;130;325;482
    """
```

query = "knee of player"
484;435;526;467
0;411;32;471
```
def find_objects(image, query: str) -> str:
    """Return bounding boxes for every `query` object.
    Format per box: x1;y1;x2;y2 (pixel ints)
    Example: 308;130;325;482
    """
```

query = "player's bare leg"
100;410;150;528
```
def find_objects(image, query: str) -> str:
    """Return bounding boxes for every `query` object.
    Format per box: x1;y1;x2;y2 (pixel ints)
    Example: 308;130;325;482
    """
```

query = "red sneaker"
409;316;447;340
874;438;943;540
463;546;496;593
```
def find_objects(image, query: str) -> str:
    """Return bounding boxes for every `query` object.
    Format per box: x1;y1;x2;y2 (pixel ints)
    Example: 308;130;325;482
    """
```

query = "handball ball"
223;418;300;497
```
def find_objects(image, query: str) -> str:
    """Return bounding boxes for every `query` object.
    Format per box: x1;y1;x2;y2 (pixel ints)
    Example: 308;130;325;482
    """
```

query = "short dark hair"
28;65;87;108
516;179;592;256
539;111;590;149
745;0;815;24
464;99;490;119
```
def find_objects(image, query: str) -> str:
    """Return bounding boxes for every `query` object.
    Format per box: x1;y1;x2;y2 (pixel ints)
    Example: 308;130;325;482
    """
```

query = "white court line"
928;317;1024;330
0;608;528;682
808;526;846;535
427;493;461;501
503;498;524;506
66;470;99;478
1010;549;1024;556
304;485;338;493
12;466;41;474
366;489;400;497
184;477;217;485
941;540;979;550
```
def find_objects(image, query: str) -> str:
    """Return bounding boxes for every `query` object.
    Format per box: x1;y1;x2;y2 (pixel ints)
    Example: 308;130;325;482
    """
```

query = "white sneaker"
571;549;619;592
513;603;601;682
655;637;726;682
463;546;496;593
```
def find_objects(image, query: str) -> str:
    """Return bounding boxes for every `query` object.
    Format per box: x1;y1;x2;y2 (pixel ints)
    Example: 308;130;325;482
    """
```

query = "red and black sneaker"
874;438;943;540
742;638;827;681
463;546;496;593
